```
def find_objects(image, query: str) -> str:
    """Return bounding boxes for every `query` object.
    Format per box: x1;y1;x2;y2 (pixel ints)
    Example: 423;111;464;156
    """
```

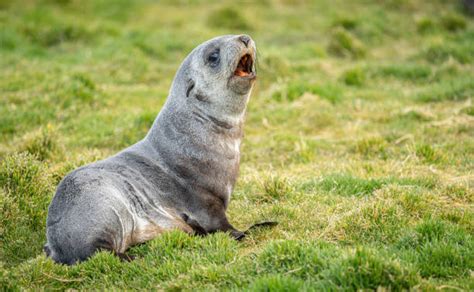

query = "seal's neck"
145;93;247;153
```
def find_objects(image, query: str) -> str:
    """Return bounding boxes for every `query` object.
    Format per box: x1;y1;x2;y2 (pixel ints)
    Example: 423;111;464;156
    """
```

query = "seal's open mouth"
234;54;254;77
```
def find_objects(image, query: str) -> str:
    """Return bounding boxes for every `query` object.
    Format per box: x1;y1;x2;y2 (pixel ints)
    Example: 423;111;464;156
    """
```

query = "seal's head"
170;35;257;122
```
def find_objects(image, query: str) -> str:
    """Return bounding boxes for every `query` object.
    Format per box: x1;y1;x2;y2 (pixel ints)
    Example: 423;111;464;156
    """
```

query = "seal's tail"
43;243;51;257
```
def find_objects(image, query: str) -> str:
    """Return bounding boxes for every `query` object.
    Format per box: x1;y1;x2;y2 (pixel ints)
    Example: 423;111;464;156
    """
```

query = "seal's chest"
213;137;240;159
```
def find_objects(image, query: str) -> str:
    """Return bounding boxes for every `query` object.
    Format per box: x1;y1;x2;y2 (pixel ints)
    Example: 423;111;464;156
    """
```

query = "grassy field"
1;0;473;290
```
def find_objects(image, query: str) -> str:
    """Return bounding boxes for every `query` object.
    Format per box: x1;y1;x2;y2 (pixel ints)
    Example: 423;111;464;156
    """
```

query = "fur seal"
45;35;271;265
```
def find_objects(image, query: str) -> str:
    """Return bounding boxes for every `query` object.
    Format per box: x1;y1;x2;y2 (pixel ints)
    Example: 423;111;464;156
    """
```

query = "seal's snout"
227;34;257;95
233;35;256;79
239;35;251;47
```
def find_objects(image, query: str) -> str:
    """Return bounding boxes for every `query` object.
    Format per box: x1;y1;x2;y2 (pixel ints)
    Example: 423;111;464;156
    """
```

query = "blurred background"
1;0;472;153
1;0;473;290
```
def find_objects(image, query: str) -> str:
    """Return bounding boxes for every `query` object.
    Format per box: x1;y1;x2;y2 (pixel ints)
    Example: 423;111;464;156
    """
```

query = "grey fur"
45;35;257;265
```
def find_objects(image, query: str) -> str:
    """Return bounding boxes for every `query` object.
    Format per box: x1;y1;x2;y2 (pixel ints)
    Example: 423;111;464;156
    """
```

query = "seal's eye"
207;49;220;66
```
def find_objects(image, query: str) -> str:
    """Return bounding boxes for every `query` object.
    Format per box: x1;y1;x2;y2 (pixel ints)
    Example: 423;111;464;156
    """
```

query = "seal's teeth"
234;54;254;76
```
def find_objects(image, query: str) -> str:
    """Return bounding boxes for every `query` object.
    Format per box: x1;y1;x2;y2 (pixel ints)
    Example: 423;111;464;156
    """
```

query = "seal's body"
45;35;257;265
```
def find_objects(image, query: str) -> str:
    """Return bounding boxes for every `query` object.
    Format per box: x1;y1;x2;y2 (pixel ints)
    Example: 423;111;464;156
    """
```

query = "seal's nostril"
239;35;250;47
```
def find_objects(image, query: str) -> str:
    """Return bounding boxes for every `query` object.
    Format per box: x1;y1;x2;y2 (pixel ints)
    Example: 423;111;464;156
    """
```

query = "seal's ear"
186;79;195;97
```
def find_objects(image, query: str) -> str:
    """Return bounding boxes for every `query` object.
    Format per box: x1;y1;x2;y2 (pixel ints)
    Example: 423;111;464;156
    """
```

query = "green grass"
1;0;473;290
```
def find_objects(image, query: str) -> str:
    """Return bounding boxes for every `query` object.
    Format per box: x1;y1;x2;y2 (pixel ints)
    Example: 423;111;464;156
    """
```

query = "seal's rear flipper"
244;221;278;234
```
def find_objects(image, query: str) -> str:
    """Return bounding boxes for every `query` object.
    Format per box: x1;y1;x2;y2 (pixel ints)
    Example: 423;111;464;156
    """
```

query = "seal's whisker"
254;47;261;74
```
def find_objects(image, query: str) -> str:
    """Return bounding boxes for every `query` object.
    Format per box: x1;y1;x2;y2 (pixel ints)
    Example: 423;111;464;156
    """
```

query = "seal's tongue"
234;54;253;77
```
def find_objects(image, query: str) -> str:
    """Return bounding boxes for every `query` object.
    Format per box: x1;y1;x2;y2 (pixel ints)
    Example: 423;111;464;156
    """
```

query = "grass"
1;0;473;290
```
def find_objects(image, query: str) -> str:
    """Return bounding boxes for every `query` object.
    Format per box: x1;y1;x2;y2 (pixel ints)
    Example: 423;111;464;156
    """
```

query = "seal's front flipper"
115;252;135;262
181;213;208;236
244;221;278;234
230;229;246;241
